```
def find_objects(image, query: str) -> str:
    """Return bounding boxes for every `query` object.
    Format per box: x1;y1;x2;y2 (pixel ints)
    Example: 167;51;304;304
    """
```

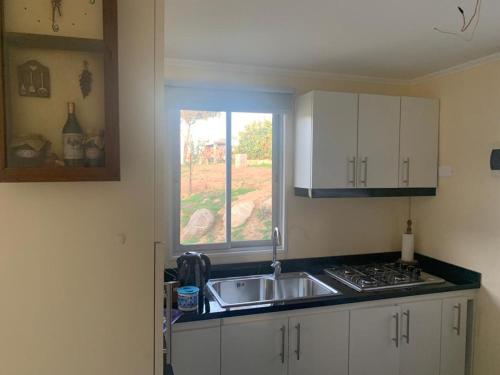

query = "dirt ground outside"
180;162;273;244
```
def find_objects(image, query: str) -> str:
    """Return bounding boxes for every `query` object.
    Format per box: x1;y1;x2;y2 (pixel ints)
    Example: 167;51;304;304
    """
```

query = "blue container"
177;286;199;312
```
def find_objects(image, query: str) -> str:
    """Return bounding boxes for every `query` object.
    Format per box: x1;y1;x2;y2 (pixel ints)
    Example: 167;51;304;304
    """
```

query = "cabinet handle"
402;310;410;344
360;157;368;187
280;325;286;363
348;157;356;186
402;158;410;186
453;304;462;336
295;323;301;360
392;313;399;348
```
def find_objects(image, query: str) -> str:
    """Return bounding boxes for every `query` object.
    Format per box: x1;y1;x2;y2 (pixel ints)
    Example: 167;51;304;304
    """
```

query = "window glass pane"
180;110;226;245
231;112;273;242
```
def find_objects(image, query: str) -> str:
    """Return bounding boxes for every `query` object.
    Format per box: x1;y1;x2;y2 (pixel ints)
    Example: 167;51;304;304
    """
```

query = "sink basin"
206;272;340;308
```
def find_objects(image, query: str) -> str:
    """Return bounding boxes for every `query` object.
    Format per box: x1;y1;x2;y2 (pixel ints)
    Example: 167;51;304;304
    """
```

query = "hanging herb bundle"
79;61;93;98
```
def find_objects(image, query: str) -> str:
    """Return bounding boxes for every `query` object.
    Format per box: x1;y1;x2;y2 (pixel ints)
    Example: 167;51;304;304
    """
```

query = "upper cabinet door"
358;94;401;188
311;91;358;188
400;97;439;188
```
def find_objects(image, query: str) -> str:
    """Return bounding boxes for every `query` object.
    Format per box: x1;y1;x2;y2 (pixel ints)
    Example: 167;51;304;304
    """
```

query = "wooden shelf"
4;32;105;53
0;166;119;183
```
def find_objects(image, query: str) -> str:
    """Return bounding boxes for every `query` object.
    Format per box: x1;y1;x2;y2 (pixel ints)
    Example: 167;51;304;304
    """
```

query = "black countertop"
165;252;481;324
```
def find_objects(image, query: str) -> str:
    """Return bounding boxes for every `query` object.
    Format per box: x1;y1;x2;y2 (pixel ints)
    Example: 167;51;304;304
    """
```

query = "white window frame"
167;87;287;256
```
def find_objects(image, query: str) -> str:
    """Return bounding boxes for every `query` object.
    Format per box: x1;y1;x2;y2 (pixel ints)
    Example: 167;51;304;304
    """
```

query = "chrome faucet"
271;227;282;279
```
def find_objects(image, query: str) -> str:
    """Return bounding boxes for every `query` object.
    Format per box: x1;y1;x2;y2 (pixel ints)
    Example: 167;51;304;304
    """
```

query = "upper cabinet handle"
360;157;368;187
348;157;356;187
402;158;410;186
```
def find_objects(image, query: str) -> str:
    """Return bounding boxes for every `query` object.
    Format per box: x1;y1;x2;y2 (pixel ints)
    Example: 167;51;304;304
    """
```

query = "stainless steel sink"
206;272;340;308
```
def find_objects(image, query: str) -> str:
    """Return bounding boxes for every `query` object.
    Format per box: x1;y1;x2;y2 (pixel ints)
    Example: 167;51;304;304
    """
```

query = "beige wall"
0;1;157;375
409;61;500;375
3;2;497;373
165;61;412;263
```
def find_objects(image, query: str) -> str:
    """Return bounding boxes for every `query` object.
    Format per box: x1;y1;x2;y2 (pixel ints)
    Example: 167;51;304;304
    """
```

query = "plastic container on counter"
176;286;199;312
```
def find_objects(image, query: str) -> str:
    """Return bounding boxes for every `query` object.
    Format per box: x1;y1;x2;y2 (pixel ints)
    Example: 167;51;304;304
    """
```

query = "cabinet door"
221;317;288;375
441;297;468;375
358;94;401;188
400;97;439;188
399;300;442;375
349;305;400;375
172;321;221;375
311;91;358;189
295;92;314;189
289;310;349;375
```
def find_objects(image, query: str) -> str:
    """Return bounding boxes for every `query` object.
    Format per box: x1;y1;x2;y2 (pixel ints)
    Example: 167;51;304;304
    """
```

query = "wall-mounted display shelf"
0;0;119;182
4;32;105;53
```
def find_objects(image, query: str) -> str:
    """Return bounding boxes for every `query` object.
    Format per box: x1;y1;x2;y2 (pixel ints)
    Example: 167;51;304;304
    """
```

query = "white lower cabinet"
221;317;288;375
289;311;349;375
400;300;442;375
440;297;468;375
172;320;221;375
171;293;474;375
350;305;400;375
350;299;455;375
221;310;349;375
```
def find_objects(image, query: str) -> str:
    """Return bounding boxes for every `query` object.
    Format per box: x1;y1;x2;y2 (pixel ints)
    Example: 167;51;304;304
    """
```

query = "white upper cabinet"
357;94;401;188
295;91;358;189
294;91;439;194
400;97;439;188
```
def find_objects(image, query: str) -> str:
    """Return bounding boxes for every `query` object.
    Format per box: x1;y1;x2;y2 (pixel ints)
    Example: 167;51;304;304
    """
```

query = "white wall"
164;60;411;263
0;1;157;374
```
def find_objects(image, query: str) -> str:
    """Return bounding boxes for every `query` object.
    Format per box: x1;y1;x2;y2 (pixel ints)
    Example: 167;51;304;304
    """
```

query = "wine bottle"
62;102;84;167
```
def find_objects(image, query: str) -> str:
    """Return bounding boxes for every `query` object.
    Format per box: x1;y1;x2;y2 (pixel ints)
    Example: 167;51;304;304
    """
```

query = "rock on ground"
231;200;255;228
183;208;215;239
260;196;272;214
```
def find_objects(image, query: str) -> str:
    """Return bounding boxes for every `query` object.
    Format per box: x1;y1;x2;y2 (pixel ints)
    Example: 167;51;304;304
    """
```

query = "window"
167;86;288;254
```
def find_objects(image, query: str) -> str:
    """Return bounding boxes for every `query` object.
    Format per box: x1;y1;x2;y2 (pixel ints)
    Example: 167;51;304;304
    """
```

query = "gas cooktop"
324;262;446;292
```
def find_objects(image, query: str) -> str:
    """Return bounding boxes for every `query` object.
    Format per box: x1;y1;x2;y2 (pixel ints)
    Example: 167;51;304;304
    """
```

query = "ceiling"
165;0;500;80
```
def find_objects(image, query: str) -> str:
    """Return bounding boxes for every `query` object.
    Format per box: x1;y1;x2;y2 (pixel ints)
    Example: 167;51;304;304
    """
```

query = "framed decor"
0;0;119;182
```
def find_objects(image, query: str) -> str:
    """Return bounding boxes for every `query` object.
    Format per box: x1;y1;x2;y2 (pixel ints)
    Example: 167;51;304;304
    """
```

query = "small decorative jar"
176;286;199;312
83;128;105;167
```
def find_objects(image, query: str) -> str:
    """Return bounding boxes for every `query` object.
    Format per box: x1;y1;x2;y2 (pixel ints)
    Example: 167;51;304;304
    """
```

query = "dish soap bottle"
62;102;84;167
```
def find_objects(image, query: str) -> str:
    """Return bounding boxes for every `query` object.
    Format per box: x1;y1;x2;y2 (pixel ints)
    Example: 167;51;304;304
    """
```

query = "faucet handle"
273;227;281;246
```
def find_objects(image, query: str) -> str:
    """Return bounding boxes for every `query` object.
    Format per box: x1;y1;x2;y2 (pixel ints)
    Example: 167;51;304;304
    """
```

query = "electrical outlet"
438;166;453;177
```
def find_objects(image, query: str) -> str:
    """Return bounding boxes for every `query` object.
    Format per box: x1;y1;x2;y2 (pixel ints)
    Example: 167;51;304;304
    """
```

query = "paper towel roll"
402;233;415;262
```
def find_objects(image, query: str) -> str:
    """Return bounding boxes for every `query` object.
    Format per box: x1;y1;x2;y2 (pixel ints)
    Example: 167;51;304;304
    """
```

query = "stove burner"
360;279;378;287
324;262;446;292
393;275;409;283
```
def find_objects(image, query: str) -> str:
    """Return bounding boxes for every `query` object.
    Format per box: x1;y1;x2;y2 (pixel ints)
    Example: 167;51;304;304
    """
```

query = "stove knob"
412;268;422;278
